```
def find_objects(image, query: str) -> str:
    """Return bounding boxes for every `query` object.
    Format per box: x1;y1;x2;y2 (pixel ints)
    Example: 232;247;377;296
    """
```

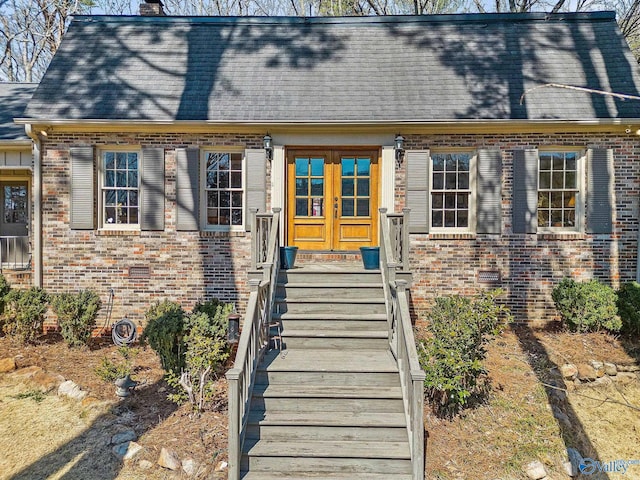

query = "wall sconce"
394;134;405;167
263;134;273;161
227;313;240;344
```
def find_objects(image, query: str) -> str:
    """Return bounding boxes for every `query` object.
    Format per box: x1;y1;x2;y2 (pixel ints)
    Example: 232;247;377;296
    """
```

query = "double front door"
287;149;379;251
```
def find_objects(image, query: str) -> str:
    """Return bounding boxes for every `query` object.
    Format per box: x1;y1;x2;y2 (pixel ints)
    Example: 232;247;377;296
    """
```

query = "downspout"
24;124;42;288
637;188;640;283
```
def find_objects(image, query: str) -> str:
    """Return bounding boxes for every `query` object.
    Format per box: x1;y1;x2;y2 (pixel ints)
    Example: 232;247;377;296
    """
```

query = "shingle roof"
21;12;640;123
0;83;37;140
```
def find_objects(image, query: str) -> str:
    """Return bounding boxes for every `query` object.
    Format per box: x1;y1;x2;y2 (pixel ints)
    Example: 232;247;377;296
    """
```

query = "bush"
95;346;137;382
0;274;11;314
617;282;640;335
551;278;621;333
141;300;186;374
167;302;233;412
2;287;50;344
418;289;510;417
51;290;102;347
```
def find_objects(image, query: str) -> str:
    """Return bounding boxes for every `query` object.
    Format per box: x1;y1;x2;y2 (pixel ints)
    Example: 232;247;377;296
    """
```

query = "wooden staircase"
240;267;413;479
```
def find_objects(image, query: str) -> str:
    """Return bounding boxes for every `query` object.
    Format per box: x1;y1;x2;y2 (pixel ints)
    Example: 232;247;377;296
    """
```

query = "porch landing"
289;250;370;270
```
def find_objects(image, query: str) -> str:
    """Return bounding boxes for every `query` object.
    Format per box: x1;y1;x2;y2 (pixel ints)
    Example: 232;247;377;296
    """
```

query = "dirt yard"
1;324;639;479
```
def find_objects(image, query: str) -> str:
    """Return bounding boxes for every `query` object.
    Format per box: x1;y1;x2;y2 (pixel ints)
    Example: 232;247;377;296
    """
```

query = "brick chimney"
140;0;165;16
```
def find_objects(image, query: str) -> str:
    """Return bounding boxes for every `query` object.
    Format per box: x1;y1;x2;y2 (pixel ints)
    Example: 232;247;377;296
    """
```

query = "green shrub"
2;287;49;344
141;300;186;373
617;282;640;335
167;302;232;411
418;289;510;417
551;278;621;333
0;274;11;314
51;290;102;347
95;346;137;382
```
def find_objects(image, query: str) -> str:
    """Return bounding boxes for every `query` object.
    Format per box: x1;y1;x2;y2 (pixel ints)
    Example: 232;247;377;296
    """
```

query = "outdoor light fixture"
394;134;405;167
263;134;273;161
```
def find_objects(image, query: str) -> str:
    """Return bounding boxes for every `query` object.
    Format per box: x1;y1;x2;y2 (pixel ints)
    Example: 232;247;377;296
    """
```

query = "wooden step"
275;297;385;305
255;370;400;387
274;319;387;331
277;333;388;350
241;472;412;480
246;411;407;428
276;284;384;299
252;384;401;399
240;456;412;475
244;440;411;459
259;349;399;373
278;271;382;284
274;302;386;315
272;313;387;321
250;397;404;413
245;424;408;442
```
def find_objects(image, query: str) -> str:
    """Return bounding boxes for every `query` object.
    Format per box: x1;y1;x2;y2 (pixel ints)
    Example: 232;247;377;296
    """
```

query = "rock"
564;460;578;477
123;441;143;460
158;447;181;471
32;371;65;392
182;457;200;477
57;380;88;401
560;364;578;380
138;459;154;470
525;460;547;480
617;364;640;372
577;364;597;382
604;362;617;376
112;442;130;457
614;372;637;384
10;365;43;380
111;430;137;445
588;361;605;377
0;357;16;373
215;461;228;471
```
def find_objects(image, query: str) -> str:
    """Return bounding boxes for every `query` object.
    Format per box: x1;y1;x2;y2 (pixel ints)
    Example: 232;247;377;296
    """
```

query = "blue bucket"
360;246;380;270
280;246;298;269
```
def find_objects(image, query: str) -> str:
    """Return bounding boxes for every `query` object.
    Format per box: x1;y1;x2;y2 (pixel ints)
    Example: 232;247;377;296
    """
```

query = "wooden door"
287;149;378;251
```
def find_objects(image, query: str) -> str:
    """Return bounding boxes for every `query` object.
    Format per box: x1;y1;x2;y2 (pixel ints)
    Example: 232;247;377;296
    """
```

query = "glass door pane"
341;157;370;217
295;157;325;217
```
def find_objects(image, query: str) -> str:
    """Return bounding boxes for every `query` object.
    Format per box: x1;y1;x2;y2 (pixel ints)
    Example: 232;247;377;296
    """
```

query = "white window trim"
98;146;141;231
536;148;585;234
428;149;477;234
200;148;246;232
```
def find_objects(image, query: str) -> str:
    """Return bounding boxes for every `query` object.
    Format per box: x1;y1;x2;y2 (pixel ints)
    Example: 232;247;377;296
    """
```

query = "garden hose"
112;317;138;347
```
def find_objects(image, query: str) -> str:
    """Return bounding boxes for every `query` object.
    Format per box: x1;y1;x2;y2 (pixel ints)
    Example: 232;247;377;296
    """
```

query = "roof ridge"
71;10;616;25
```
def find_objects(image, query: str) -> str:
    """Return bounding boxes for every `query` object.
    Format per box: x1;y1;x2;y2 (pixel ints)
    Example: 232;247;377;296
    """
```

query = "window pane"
232;192;242;207
342;179;354;196
357;179;370;197
105;152;115;170
551;192;562;208
564;192;576;208
116;152;127;169
458;210;468;228
552;172;563;189
208;191;219;208
296;178;308;196
295;158;309;176
432;210;443;227
312;198;323;216
342;158;355;176
342;199;354;216
296;198;308;216
445;193;456;209
356;158;370;176
538;210;549;227
432;156;444;171
231;172;242;188
105;190;116;206
432;173;444;190
105;171;115;188
105;207;116;224
128;153;138;170
231;154;242;171
539;172;551;189
207;153;221;172
219;192;230;208
128;171;138;188
311;158;324;176
219;209;231;225
565;171;576;189
207;172;218;189
552;153;564;170
565;210;575;227
219;171;229;189
445;173;457;189
432;194;443;209
551;210;562;226
457;155;470;172
457;194;468;209
539;153;552;171
116;171;127;188
207;208;219;225
130;208;138;224
130;191;138;207
458;172;469;190
218;153;230;170
565;154;577;171
538;192;549;208
311;179;323;196
117;190;128;205
232;209;242;225
444;210;455;227
357;199;369;217
445;156;456;171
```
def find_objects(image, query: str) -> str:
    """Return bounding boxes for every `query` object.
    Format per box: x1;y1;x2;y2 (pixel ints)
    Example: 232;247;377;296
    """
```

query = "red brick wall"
41;132;264;328
398;133;639;324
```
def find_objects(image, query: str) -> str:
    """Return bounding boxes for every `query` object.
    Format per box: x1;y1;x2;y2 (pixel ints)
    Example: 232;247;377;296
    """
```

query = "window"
204;151;244;228
430;152;474;231
537;151;581;230
101;150;139;227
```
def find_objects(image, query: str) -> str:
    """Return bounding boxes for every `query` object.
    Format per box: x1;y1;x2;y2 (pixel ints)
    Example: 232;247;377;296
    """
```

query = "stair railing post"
402;208;411;271
226;368;241;480
250;208;259;271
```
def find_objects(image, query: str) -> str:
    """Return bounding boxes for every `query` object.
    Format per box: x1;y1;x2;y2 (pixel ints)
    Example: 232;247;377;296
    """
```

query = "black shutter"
176;148;200;231
405;150;430;234
141;148;165;231
70;146;95;230
587;148;614;234
512;149;538;233
477;149;503;234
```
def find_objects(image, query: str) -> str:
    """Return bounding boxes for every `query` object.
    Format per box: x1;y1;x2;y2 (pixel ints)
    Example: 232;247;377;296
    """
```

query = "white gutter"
24;124;42;288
